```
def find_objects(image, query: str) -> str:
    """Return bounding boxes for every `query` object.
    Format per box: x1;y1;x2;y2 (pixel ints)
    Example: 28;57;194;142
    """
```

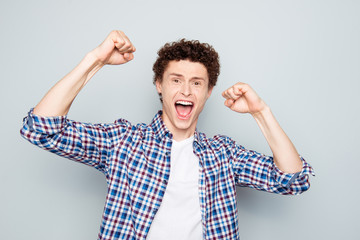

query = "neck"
171;130;195;141
161;114;197;141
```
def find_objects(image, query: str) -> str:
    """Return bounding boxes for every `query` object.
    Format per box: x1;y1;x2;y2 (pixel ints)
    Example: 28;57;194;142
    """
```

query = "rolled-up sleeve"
229;138;315;195
20;108;116;175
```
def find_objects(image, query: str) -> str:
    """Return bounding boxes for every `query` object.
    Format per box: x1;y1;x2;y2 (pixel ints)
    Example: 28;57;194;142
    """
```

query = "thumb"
123;52;134;61
224;99;234;107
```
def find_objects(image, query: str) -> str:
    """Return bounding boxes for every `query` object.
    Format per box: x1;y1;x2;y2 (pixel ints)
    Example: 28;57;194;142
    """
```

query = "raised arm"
33;30;136;117
222;82;303;174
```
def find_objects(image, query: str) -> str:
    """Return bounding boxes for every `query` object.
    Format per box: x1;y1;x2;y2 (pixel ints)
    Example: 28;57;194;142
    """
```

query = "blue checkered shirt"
20;109;314;240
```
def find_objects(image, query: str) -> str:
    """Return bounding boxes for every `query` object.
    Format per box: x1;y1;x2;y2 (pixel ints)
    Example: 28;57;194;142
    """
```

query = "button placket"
162;150;171;186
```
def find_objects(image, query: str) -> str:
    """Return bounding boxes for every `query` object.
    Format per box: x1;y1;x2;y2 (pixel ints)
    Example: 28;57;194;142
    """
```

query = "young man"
20;30;314;240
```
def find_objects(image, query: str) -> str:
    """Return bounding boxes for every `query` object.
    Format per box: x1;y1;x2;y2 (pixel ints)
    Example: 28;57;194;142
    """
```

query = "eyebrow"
169;73;206;81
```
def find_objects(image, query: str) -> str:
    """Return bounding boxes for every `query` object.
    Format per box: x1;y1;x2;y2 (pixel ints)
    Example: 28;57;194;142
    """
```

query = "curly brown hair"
152;39;220;89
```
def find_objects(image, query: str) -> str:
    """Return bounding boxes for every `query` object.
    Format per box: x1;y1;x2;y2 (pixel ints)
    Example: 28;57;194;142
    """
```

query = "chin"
175;115;198;130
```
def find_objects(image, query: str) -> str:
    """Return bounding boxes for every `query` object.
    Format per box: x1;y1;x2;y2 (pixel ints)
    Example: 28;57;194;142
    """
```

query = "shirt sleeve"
228;138;315;195
20;108;126;175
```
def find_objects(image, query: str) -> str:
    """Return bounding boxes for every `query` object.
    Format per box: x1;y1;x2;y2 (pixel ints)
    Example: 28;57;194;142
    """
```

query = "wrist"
85;50;105;68
78;51;105;85
251;103;271;120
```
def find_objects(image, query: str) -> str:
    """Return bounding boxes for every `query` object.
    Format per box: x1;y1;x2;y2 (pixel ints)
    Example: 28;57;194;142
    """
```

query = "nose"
180;82;192;97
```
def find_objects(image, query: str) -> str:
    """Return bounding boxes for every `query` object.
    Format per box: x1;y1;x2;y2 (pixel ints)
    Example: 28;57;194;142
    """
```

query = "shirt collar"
194;130;206;149
150;111;173;141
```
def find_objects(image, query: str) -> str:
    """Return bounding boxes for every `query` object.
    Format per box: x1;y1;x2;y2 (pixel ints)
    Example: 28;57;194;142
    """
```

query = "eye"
194;81;201;86
173;79;180;83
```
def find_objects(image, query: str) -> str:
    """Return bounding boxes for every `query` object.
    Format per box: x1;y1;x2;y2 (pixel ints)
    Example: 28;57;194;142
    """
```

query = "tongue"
176;105;192;117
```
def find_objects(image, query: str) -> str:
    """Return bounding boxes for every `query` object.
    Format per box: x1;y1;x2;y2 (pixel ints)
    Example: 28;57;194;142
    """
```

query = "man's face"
156;60;213;141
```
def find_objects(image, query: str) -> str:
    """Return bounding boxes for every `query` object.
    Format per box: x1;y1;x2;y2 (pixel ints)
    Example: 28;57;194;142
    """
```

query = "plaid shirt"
20;109;314;240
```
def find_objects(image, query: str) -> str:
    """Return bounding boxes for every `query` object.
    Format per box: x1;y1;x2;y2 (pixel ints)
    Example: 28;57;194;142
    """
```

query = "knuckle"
111;30;119;35
118;39;125;45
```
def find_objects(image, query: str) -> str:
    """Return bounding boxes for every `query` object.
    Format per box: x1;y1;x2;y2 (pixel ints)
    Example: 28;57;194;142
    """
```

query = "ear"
155;79;162;94
207;86;214;99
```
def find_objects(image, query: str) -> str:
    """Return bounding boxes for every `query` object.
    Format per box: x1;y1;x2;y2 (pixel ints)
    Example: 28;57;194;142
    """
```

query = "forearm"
33;51;104;117
252;105;303;173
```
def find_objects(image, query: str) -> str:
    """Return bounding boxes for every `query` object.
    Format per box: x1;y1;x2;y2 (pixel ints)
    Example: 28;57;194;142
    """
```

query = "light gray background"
1;0;359;239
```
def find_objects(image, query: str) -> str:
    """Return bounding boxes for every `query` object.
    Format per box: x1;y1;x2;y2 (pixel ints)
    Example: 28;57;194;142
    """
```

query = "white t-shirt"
147;136;202;240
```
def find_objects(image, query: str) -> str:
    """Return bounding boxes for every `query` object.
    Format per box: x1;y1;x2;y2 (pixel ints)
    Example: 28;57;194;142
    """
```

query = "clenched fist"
222;82;267;115
92;30;136;65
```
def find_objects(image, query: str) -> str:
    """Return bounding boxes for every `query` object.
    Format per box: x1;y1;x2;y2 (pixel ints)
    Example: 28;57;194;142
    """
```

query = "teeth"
176;101;193;106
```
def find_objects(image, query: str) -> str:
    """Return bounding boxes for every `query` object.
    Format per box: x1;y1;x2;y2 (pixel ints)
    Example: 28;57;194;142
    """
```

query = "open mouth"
175;100;194;119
